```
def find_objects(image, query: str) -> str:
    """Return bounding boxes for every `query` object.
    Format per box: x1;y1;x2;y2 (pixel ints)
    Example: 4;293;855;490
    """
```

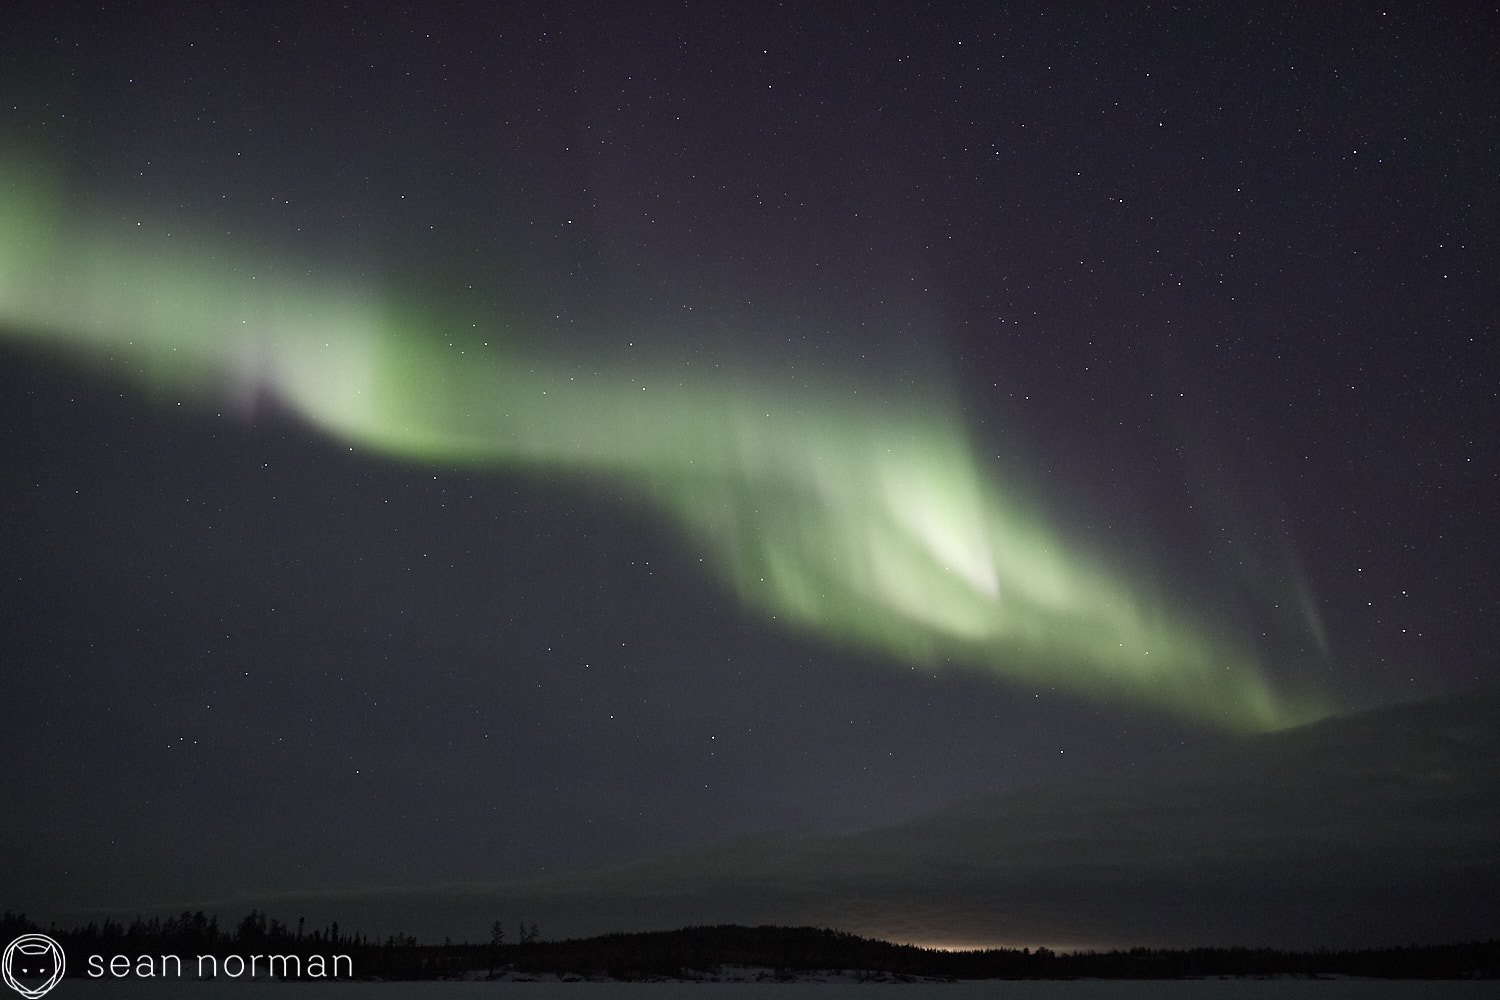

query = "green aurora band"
0;156;1327;731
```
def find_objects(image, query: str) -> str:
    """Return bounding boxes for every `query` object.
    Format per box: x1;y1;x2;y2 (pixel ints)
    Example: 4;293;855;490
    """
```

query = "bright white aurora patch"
0;152;1327;731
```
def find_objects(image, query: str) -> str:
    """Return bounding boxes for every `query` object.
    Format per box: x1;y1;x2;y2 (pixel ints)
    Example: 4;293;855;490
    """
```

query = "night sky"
1;2;1496;945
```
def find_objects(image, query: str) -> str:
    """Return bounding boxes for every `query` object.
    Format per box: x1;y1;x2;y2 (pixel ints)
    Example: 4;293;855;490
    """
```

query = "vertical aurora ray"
0;156;1327;731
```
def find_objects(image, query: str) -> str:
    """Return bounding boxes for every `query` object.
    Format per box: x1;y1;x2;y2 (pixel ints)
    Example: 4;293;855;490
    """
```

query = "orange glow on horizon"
900;937;1122;955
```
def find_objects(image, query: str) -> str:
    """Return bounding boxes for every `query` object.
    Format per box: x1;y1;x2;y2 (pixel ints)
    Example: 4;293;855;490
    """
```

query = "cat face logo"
2;934;65;999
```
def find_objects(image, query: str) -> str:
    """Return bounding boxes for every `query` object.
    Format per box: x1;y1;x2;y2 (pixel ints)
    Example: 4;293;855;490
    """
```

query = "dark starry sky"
0;2;1495;932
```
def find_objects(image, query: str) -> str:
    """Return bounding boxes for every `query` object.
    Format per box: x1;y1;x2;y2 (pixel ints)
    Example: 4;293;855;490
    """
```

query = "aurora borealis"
2;1;1495;950
0;152;1319;730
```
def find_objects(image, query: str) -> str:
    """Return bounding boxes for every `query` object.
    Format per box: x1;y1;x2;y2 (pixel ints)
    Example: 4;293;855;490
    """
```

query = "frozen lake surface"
58;980;1500;999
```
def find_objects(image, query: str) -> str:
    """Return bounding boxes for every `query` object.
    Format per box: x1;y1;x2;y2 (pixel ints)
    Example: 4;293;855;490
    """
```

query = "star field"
0;1;1495;941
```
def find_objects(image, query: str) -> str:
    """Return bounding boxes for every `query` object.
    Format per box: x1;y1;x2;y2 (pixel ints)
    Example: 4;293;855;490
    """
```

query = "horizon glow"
0;156;1327;731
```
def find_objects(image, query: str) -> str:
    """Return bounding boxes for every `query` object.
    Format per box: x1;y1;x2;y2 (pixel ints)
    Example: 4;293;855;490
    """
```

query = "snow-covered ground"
455;966;952;984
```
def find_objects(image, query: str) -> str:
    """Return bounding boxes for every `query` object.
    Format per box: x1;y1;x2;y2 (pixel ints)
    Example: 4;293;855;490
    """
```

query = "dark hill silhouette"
76;685;1500;949
496;684;1500;950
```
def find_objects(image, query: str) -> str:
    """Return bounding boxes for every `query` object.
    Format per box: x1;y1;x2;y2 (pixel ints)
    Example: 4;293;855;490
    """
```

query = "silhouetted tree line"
495;925;1500;981
3;912;1496;980
0;909;454;979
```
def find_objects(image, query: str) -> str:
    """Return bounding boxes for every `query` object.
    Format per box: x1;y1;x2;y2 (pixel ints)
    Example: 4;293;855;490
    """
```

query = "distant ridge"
67;686;1500;949
445;684;1500;949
